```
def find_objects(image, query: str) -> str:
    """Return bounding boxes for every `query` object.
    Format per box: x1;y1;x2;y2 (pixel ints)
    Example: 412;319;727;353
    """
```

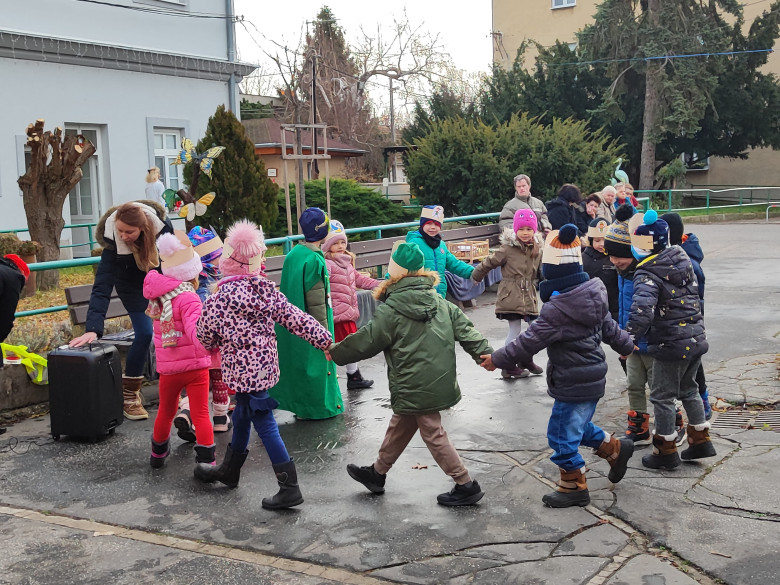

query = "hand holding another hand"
479;354;496;371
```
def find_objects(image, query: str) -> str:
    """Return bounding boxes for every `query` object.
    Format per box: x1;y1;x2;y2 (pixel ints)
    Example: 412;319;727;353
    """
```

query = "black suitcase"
48;343;124;442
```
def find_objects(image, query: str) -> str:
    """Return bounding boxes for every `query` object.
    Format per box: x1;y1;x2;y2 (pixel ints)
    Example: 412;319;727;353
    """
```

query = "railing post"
283;238;292;254
87;225;95;250
667;190;672;211
376;229;382;239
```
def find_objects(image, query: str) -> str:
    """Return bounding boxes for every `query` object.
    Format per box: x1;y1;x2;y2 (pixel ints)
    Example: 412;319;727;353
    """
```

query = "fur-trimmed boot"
150;439;169;469
642;433;682;470
262;459;304;509
122;375;148;420
194;444;248;487
594;433;634;483
680;422;717;460
542;467;590;508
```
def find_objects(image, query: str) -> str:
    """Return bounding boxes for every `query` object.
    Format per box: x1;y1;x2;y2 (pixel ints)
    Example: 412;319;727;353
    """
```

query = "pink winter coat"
325;254;380;324
196;274;333;392
142;271;211;375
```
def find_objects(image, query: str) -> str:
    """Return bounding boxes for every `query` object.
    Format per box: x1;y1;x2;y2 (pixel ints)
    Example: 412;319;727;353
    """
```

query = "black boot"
150;439;169;469
680;424;717;460
262;459;304;509
542;468;590;508
642;435;682;470
437;480;485;506
347;369;374;390
194;444;248;487
347;463;386;494
194;444;216;464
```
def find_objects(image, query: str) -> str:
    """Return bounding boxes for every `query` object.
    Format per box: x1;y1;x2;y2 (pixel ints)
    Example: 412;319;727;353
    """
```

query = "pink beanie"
220;219;266;276
513;208;538;233
321;220;347;254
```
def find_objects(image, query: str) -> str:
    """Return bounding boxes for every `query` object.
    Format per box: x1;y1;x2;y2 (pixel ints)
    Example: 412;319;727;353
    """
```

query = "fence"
635;187;780;212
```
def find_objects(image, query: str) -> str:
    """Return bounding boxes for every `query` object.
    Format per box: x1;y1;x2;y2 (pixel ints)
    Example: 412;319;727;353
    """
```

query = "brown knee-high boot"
642;434;681;469
542;467;590;508
122;375;148;420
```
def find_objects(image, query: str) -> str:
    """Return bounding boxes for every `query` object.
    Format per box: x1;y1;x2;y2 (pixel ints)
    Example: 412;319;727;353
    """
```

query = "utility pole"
389;76;397;183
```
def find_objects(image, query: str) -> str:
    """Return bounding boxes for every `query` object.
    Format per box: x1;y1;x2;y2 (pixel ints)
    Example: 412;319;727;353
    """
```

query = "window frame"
552;0;576;9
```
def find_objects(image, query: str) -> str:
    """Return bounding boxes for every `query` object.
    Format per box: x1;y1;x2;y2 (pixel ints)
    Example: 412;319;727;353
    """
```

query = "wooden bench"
64;284;157;379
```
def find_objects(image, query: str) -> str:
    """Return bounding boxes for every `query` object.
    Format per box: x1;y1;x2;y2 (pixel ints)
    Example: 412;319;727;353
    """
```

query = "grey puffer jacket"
626;245;708;362
492;278;634;403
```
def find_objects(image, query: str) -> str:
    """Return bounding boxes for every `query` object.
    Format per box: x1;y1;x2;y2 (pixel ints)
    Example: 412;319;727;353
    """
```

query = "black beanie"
661;212;684;245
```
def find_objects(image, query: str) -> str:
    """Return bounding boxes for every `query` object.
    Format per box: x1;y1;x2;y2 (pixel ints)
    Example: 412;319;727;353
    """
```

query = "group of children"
139;191;716;511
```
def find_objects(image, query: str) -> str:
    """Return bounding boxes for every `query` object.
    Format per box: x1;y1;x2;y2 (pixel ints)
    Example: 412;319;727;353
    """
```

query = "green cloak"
270;243;343;419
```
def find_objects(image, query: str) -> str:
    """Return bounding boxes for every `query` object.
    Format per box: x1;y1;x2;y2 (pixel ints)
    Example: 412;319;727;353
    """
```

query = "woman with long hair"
70;201;172;420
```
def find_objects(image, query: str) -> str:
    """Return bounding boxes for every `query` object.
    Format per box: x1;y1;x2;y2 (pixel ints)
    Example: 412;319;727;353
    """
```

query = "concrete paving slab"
605;554;699;585
447;555;609;585
370;555;504;584
552;522;629;557
457;541;556;563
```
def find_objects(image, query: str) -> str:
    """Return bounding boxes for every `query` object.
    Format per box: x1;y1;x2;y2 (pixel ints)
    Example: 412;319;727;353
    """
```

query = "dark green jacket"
329;272;492;415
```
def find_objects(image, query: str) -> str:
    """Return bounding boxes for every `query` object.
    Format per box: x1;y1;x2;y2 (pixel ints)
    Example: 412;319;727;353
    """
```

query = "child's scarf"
146;282;196;348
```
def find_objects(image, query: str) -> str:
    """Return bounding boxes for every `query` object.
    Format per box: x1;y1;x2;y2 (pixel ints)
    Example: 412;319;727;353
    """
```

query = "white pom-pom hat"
157;230;203;282
220;219;266;276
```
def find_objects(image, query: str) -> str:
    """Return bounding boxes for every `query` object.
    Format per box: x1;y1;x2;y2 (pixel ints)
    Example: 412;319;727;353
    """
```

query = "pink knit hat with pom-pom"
157;231;203;282
220;219;266;276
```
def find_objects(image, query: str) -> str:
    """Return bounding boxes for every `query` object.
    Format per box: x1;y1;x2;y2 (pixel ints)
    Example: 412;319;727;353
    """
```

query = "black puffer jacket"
626;245;708;362
86;200;172;336
492;278;634;402
0;257;26;342
546;198;589;235
582;246;618;321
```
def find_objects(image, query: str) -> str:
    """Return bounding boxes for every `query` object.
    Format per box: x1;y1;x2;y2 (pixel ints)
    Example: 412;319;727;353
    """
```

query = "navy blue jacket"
627;245;708;362
681;233;705;313
0;257;26;343
492;278;634;403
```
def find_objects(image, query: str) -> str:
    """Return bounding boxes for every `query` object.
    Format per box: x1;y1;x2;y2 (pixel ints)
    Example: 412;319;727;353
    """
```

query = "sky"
233;0;494;108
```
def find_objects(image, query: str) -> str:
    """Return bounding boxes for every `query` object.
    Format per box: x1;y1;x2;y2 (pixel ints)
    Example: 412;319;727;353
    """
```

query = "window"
681;152;710;172
552;0;576;8
65;127;101;219
154;130;184;191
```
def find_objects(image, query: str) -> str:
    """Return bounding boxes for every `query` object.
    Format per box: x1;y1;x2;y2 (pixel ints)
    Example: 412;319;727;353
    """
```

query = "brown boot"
122;375;148;420
681;423;717;460
641;434;681;469
542;467;590;508
594;434;634;483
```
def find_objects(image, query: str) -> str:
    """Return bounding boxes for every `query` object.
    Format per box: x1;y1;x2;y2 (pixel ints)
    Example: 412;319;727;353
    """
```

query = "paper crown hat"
587;218;610;240
157;230;203;281
420;205;444;225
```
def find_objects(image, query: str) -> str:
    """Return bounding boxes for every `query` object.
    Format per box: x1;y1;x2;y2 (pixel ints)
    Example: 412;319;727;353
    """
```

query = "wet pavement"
0;221;778;585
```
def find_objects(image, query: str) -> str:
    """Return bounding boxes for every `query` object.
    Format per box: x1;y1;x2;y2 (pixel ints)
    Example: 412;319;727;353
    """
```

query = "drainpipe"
226;0;237;115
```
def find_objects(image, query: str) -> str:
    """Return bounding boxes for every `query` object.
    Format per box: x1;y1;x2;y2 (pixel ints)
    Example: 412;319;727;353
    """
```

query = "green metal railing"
634;187;780;212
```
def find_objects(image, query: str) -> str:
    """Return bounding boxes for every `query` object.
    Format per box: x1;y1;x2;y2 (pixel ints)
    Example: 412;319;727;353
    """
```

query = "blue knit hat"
631;209;669;259
300;207;330;242
539;224;589;301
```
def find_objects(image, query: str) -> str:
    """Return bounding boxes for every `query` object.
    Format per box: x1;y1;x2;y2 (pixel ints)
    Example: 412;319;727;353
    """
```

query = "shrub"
0;233;41;257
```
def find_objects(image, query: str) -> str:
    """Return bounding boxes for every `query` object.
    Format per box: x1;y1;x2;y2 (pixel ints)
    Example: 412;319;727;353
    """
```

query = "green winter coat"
329;272;493;415
405;230;475;298
270;242;342;419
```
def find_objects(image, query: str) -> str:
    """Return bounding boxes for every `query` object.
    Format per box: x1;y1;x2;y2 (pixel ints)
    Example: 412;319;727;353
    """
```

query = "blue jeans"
125;310;153;377
547;399;606;471
231;392;290;464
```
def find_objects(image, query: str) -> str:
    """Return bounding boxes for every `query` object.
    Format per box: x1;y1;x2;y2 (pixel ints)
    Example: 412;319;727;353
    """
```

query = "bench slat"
69;297;128;326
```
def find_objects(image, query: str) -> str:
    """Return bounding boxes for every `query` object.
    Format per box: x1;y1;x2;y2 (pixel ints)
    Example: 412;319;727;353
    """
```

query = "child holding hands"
322;219;380;390
195;220;333;509
472;208;544;379
481;225;635;508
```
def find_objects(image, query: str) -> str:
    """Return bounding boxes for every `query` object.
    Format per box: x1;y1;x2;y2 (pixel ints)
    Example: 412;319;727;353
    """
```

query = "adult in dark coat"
69;200;173;421
0;254;29;343
546;184;589;236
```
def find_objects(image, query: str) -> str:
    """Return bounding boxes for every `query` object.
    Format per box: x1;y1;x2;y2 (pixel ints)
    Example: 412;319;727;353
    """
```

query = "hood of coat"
96;200;168;250
544;278;609;328
544;198;569;213
681;234;704;264
499;226;541;249
637;245;694;287
143;270;185;299
376;272;440;322
218;274;276;317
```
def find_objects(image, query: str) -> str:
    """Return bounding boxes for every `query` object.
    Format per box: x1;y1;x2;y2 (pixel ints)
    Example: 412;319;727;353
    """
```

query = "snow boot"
674;409;687;446
527;361;544;375
262;459;304;509
680;423;717;460
594;434;634;483
501;367;529;379
194;444;216;465
122;375;148;420
347;463;386;494
542;467;590;508
212;400;232;433
174;395;196;442
625;411;651;446
346;368;374;390
437;480;485;506
194;444;248;487
642;434;682;470
149;439;169;469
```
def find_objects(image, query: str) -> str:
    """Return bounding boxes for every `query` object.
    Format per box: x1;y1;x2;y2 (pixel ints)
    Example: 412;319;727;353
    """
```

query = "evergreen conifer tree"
184;105;278;234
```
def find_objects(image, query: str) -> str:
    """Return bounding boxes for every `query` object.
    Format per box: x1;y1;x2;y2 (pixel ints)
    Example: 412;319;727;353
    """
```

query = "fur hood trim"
96;199;168;249
373;269;440;301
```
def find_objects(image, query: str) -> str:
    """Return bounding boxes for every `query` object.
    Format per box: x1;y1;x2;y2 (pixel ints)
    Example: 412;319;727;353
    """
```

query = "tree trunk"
17;120;96;290
639;0;661;191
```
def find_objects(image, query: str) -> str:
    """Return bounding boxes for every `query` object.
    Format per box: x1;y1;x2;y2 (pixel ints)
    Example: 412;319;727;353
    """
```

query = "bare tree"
17;119;96;290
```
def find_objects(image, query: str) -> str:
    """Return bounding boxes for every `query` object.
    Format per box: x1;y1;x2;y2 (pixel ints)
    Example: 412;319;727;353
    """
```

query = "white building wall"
0;57;231;233
5;0;227;59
